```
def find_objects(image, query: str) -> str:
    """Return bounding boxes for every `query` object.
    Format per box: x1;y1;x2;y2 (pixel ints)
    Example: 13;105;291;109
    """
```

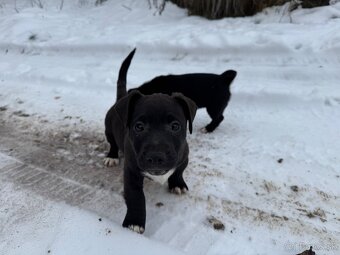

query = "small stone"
13;111;30;117
290;185;299;192
207;216;225;231
155;202;164;207
277;158;283;163
306;212;315;218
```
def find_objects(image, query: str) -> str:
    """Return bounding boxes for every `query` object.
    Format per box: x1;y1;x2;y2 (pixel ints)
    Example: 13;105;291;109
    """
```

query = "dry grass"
169;0;329;19
301;0;329;8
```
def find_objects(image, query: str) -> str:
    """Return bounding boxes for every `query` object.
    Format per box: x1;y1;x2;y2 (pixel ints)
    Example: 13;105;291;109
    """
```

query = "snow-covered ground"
0;0;339;254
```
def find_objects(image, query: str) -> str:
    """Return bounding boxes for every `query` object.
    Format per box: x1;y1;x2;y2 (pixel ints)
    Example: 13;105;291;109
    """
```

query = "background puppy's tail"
117;48;136;101
220;70;237;87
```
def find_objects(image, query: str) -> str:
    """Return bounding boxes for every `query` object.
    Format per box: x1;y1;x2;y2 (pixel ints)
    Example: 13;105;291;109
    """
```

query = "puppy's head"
115;91;196;176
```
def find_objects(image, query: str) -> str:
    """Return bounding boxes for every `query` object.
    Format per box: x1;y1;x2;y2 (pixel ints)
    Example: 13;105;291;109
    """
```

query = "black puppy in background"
104;49;197;233
129;67;237;133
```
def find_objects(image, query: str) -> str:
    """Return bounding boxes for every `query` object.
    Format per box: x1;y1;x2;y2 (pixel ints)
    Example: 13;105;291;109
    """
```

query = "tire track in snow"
0;117;126;222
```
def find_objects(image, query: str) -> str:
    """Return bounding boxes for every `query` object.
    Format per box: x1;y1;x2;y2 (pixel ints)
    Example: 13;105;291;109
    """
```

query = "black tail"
220;70;237;87
116;48;136;101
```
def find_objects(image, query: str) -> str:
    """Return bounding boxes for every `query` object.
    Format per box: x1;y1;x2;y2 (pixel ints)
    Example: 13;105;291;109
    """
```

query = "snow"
0;177;183;255
0;0;340;255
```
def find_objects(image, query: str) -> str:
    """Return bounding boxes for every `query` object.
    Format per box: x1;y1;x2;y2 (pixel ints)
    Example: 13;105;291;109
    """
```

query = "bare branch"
158;0;166;15
14;0;19;13
122;4;132;11
59;0;64;10
146;0;152;9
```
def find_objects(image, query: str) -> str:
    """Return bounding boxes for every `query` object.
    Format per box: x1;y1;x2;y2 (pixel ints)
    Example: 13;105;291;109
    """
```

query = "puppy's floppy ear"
114;90;143;127
172;93;197;134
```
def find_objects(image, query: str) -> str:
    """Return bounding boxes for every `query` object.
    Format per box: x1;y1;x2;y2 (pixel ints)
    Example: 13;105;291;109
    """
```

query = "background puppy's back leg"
203;104;225;133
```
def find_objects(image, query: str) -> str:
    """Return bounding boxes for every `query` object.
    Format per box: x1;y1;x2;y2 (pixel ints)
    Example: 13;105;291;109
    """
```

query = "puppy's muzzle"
145;152;166;170
138;150;176;174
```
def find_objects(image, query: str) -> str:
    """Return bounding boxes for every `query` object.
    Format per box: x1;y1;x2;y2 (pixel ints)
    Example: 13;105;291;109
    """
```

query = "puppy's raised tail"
220;70;237;87
117;48;136;101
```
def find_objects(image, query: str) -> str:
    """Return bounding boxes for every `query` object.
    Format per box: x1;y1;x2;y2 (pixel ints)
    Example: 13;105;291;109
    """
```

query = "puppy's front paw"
128;225;145;234
168;175;188;195
103;157;119;167
170;187;188;195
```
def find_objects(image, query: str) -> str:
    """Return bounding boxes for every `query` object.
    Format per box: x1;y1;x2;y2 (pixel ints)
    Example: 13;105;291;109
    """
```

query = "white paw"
200;127;208;134
128;225;145;234
170;187;188;195
103;157;119;167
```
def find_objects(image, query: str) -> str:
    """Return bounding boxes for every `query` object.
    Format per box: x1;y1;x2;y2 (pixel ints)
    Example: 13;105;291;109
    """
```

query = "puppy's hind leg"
104;131;120;167
202;105;225;133
203;115;224;133
168;158;189;195
203;88;232;132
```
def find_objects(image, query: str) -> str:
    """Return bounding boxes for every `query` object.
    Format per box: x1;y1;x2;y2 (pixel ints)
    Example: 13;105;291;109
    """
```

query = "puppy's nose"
145;152;166;167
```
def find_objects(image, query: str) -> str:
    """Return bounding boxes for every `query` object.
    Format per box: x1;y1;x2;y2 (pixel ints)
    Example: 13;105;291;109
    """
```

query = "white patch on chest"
143;168;175;185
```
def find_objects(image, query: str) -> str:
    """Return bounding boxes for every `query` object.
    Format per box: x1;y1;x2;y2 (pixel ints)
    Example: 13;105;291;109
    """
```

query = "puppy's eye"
170;121;181;132
134;122;145;133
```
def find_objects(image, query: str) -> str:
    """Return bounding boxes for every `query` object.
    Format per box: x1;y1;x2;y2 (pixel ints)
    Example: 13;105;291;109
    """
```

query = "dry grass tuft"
169;0;329;19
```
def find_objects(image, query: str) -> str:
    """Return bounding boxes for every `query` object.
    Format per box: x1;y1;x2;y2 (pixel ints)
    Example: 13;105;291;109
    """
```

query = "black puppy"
129;67;237;133
104;49;197;234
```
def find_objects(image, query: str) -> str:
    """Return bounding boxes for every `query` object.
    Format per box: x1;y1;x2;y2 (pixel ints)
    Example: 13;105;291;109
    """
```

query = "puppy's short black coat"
129;68;237;132
104;49;197;234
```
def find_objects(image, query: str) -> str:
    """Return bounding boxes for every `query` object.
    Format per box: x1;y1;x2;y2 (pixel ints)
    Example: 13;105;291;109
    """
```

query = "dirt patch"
0;106;8;111
262;180;280;193
0;110;126;221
